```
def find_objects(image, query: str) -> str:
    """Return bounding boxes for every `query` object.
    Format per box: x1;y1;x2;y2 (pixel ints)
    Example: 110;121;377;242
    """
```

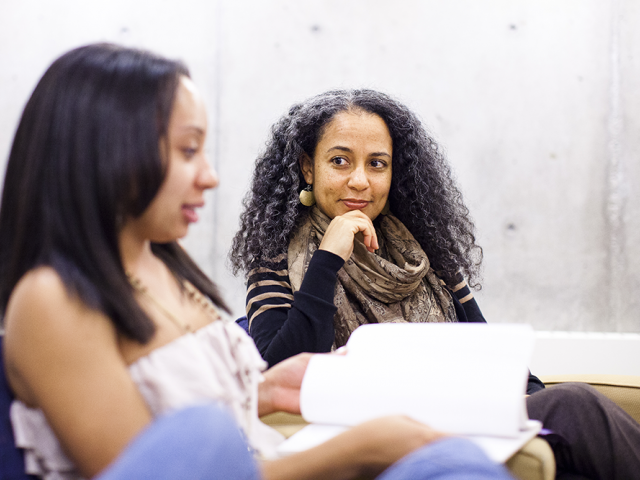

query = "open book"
277;323;542;463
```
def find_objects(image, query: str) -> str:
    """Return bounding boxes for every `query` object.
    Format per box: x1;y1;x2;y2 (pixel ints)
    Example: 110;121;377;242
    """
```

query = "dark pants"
526;383;640;480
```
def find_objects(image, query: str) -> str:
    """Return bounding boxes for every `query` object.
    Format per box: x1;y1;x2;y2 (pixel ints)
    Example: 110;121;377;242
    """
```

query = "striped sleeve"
245;250;345;366
446;274;486;324
246;254;292;329
450;277;474;305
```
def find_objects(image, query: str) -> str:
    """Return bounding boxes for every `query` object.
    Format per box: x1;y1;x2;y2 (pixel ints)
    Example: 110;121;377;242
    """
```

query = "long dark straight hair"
0;43;228;342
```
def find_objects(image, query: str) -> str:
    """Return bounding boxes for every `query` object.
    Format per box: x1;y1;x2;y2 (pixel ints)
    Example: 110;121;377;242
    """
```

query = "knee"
527;382;611;424
169;403;248;451
378;438;513;480
97;404;260;480
544;383;602;409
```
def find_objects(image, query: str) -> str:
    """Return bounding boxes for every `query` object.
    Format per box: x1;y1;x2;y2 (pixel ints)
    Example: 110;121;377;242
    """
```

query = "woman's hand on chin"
319;210;379;261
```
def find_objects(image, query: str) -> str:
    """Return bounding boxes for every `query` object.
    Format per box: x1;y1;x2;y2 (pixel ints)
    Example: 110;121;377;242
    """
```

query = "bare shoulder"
7;266;81;316
5;266;116;342
3;267;152;475
6;266;71;313
4;266;119;404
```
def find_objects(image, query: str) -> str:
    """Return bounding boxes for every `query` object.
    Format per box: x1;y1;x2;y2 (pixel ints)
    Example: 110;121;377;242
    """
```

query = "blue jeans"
97;404;513;480
378;437;514;480
96;404;259;480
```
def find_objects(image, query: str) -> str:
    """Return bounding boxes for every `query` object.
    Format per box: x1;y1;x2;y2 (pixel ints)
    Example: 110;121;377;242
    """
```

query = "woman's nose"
198;160;219;190
347;166;369;190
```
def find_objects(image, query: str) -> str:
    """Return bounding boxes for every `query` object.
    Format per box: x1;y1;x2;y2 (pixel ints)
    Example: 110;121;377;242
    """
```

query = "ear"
299;154;314;185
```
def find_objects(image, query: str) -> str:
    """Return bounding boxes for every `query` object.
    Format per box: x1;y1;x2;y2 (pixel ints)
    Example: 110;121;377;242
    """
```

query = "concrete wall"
1;0;639;332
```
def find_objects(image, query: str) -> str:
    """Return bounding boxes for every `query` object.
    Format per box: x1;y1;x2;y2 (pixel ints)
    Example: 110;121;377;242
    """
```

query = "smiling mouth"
182;203;204;223
342;199;370;209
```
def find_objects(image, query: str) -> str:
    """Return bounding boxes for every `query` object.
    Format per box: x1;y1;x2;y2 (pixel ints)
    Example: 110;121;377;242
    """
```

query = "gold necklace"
127;273;220;333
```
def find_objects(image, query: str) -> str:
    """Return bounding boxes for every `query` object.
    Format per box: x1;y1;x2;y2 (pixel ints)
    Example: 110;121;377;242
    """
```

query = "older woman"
232;90;486;364
231;89;640;479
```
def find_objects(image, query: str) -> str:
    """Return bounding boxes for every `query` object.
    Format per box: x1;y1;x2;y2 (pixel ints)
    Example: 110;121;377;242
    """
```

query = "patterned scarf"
288;206;456;348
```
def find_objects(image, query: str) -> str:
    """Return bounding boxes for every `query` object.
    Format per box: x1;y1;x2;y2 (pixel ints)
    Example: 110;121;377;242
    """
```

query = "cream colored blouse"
10;319;283;479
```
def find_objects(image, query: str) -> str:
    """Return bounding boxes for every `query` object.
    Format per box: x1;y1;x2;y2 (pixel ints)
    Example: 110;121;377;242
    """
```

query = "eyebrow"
178;126;205;136
327;146;391;158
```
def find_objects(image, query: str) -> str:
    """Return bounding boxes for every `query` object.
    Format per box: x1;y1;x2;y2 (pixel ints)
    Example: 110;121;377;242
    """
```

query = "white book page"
346;323;535;369
467;420;542;463
300;324;535;437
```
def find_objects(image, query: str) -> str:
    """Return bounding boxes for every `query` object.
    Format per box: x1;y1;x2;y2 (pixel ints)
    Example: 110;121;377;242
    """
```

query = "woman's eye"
370;159;387;168
332;156;348;166
182;147;198;159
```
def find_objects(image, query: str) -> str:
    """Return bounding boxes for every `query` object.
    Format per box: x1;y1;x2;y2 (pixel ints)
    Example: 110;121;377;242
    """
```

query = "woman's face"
125;76;218;243
301;110;392;221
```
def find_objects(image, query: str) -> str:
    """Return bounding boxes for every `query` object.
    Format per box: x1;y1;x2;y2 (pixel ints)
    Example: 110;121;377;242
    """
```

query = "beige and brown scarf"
288;207;456;348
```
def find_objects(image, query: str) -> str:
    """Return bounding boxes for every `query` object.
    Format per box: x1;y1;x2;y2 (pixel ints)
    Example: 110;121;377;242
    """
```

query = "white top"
10;319;284;480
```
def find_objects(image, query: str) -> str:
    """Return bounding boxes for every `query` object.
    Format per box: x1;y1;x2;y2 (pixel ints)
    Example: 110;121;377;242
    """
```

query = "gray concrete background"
1;0;638;332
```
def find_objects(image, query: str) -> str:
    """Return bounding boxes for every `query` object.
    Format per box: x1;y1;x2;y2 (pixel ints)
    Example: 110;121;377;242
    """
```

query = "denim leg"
96;404;260;480
376;437;514;480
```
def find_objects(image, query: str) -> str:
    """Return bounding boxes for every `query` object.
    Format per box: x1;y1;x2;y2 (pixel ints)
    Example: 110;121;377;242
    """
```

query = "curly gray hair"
230;89;483;288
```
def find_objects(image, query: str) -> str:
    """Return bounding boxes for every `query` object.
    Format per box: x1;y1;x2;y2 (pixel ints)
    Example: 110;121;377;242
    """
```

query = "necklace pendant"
127;273;219;334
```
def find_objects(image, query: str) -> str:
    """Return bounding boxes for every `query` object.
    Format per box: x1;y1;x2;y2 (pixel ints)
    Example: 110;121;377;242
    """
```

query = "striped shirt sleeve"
446;274;486;324
246;254;292;329
246;250;344;366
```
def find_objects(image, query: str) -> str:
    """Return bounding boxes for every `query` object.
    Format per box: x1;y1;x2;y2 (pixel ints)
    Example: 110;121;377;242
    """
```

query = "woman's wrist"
260;431;367;480
257;377;276;417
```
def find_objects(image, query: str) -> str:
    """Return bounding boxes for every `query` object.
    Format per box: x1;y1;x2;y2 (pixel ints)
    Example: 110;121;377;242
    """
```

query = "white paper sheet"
300;323;535;437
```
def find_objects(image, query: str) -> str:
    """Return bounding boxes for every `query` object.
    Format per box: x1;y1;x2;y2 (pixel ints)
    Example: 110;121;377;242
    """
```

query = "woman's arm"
446;276;486;324
3;267;152;477
247;250;344;366
248;210;378;367
256;355;447;480
261;416;445;480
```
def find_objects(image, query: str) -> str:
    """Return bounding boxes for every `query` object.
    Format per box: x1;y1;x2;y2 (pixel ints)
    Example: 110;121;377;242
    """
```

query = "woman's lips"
342;199;370;209
182;203;203;223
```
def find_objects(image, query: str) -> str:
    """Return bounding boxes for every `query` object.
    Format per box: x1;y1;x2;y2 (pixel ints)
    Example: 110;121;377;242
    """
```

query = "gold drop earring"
299;184;316;206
